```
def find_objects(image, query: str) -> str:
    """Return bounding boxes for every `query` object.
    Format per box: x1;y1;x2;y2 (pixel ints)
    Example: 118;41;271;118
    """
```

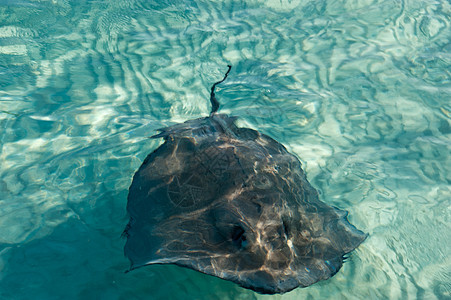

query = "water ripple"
0;0;450;299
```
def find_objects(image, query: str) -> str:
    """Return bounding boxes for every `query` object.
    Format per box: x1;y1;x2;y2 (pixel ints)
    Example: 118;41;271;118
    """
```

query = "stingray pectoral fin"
329;207;368;253
124;224;169;270
150;131;168;139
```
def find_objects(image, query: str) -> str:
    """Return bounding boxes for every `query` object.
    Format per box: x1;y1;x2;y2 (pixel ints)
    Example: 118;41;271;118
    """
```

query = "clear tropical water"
0;0;450;299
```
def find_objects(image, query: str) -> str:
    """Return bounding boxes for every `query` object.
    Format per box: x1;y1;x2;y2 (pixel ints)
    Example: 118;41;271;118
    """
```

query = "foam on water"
0;0;450;299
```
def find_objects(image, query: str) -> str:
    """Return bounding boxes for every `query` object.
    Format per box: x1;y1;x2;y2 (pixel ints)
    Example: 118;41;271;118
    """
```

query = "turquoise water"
0;0;450;299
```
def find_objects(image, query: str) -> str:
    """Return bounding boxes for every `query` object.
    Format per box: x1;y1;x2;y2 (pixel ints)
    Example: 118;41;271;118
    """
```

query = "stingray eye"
231;225;247;249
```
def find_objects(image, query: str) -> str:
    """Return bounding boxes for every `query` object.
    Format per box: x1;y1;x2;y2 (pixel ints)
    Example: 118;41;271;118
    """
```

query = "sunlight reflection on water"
0;0;450;299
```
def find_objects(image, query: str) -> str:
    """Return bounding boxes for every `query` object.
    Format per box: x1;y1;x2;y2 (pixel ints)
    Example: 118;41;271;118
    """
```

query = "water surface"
0;0;450;299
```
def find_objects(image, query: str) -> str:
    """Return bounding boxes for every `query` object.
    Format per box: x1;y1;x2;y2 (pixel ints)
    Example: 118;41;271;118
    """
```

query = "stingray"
123;66;367;294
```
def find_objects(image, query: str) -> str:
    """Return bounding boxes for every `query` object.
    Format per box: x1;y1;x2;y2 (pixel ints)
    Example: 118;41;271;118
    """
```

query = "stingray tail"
210;65;232;115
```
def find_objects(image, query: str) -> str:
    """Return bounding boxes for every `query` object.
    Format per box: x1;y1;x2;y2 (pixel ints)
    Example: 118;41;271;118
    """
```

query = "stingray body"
123;66;367;294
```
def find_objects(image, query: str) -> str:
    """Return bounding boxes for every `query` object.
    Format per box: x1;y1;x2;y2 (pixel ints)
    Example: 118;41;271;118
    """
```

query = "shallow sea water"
0;0;450;299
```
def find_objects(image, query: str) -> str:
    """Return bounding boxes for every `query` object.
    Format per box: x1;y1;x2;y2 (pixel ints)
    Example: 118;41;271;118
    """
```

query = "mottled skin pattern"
124;114;367;294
